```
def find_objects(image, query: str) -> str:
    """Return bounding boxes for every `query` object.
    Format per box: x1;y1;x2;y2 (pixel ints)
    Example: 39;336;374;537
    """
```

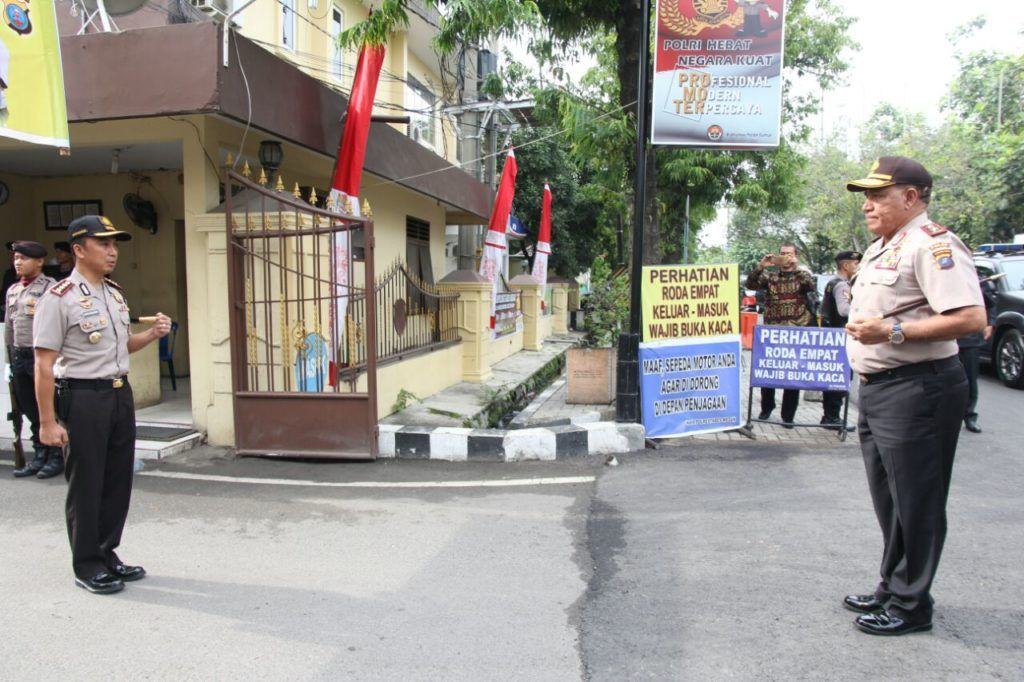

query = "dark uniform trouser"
10;348;43;449
957;346;980;420
760;388;800;422
822;390;845;421
858;359;967;623
63;381;136;579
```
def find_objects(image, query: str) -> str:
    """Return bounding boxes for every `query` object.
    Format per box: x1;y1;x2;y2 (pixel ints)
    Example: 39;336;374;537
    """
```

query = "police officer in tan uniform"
33;215;171;595
842;157;986;636
5;241;63;478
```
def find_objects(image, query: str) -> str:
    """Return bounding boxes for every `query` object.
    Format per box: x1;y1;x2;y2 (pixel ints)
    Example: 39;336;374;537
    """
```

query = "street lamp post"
615;0;653;423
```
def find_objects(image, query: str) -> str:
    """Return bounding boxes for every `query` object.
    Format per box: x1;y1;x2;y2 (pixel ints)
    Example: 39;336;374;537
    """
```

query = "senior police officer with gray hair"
33;215;171;595
842;157;986;636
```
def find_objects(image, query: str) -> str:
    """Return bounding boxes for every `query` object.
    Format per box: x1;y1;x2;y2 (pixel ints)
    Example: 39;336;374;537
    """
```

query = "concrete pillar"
550;282;570;335
438;270;494;383
568;283;581;312
510;274;544;351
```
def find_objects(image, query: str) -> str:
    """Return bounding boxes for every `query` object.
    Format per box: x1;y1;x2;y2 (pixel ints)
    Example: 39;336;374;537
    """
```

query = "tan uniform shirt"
847;212;983;374
5;275;56;348
33;269;132;380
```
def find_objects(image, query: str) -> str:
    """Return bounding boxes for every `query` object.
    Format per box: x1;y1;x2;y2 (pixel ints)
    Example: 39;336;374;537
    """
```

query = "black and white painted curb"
378;422;645;462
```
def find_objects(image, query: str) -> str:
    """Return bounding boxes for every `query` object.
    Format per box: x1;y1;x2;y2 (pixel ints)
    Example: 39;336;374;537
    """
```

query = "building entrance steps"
0;375;204;464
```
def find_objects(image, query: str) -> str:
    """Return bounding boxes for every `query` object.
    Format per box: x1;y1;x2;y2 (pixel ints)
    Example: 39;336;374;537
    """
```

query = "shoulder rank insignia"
929;242;955;270
104;277;125;292
920;223;948;237
50;280;75;297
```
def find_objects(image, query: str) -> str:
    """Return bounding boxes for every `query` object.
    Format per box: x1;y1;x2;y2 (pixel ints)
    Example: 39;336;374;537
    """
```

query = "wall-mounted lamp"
258;140;284;176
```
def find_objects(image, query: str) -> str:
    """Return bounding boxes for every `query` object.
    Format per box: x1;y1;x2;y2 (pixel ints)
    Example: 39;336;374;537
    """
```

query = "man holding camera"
744;244;817;426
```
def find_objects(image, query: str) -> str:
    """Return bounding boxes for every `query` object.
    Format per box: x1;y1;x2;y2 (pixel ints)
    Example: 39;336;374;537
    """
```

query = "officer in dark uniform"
4;241;63;477
956;276;998;433
819;250;861;427
843;157;986;635
33;215;171;595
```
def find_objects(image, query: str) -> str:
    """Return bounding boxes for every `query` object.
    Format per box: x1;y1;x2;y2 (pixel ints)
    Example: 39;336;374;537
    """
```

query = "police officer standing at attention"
33;215;171;595
843;157;986;635
5;241;63;478
819;250;861;428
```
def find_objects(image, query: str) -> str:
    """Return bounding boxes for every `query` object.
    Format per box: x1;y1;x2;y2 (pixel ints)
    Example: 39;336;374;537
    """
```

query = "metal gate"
224;169;378;459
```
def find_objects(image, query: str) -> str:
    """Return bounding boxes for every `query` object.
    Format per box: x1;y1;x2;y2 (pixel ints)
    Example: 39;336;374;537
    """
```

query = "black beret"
835;250;862;262
12;241;47;258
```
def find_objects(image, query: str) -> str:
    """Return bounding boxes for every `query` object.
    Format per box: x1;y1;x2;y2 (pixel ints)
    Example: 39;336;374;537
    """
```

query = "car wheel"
995;328;1024;389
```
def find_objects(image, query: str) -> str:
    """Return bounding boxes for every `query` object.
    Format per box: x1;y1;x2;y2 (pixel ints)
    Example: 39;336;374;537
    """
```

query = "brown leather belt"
860;356;961;385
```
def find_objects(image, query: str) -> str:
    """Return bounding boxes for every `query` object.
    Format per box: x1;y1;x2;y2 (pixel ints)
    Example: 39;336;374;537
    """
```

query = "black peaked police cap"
846;156;933;196
68;215;133;243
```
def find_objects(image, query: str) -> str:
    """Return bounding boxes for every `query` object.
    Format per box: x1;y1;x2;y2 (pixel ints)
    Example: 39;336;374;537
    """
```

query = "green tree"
340;0;857;270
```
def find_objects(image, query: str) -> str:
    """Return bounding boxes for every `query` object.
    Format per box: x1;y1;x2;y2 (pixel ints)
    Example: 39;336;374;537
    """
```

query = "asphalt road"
1;372;1021;680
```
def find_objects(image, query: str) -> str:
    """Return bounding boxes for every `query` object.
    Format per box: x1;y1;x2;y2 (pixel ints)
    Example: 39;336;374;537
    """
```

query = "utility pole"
683;194;691;265
615;0;652;423
997;66;1006;128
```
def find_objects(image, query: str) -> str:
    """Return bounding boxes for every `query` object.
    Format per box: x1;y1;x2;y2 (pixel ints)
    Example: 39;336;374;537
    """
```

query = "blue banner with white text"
749;325;850;392
640;336;743;438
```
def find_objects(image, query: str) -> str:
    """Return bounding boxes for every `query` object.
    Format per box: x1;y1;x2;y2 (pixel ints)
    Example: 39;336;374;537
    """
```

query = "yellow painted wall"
488;329;524;367
357;344;462;419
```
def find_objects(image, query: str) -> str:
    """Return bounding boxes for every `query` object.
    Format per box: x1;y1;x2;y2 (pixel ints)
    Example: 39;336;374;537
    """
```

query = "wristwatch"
888;322;906;345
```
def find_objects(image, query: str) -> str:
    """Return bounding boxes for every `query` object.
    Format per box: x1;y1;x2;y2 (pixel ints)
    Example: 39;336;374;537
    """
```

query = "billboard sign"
651;0;786;148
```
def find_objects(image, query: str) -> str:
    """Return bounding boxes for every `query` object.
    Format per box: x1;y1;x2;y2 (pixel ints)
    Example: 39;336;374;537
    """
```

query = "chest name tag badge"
79;283;91;297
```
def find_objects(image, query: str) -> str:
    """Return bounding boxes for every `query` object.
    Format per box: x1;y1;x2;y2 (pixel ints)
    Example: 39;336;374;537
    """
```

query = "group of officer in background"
3;218;170;596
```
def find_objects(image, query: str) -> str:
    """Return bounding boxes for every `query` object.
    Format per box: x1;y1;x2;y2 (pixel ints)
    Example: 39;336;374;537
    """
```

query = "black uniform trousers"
857;358;967;624
63;381;136;579
822;390;845;421
957;346;980;420
759;387;800;422
9;347;44;450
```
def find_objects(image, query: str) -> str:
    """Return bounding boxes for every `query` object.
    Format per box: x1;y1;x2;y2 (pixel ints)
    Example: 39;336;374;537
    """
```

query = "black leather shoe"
757;410;772;420
13;450;47;478
843;594;885;613
782;420;794;430
855;610;932;636
75;571;125;595
36;450;64;479
964;417;982;433
109;563;146;582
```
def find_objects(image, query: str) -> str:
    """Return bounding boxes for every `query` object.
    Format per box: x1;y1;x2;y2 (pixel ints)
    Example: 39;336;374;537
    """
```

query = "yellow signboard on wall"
641;264;740;342
0;0;69;147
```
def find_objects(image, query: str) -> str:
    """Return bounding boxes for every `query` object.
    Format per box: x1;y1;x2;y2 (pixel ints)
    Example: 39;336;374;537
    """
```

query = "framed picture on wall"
44;200;103;230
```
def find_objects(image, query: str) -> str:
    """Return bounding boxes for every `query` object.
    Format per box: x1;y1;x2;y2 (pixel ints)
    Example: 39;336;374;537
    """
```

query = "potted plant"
567;264;628;404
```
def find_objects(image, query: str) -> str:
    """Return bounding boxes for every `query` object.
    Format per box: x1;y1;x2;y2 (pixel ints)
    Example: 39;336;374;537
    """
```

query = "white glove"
766;8;779;20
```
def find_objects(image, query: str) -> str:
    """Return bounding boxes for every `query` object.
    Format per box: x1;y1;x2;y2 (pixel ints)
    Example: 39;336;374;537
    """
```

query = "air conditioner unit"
190;0;229;17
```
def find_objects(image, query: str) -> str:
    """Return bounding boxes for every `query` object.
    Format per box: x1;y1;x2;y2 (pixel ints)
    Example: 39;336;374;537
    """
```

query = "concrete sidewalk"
381;334;579;429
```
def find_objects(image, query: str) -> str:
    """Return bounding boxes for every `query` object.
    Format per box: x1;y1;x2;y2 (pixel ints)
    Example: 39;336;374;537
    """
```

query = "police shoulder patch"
50;280;74;297
103;277;125;292
920;222;948;237
929;242;955;270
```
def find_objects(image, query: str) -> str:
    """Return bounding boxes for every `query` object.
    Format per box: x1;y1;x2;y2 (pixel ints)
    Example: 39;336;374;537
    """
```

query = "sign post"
747;325;853;440
639;263;744;438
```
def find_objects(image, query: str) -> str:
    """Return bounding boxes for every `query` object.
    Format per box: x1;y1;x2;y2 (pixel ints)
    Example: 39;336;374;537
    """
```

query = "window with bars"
406;217;434;309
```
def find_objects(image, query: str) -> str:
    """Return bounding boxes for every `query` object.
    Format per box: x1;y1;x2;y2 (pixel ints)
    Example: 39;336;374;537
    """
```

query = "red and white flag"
328;42;385;381
479;147;518;329
531;183;552;301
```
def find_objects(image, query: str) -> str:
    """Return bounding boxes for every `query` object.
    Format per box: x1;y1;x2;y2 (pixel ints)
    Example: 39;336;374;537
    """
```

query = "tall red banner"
651;0;786;148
